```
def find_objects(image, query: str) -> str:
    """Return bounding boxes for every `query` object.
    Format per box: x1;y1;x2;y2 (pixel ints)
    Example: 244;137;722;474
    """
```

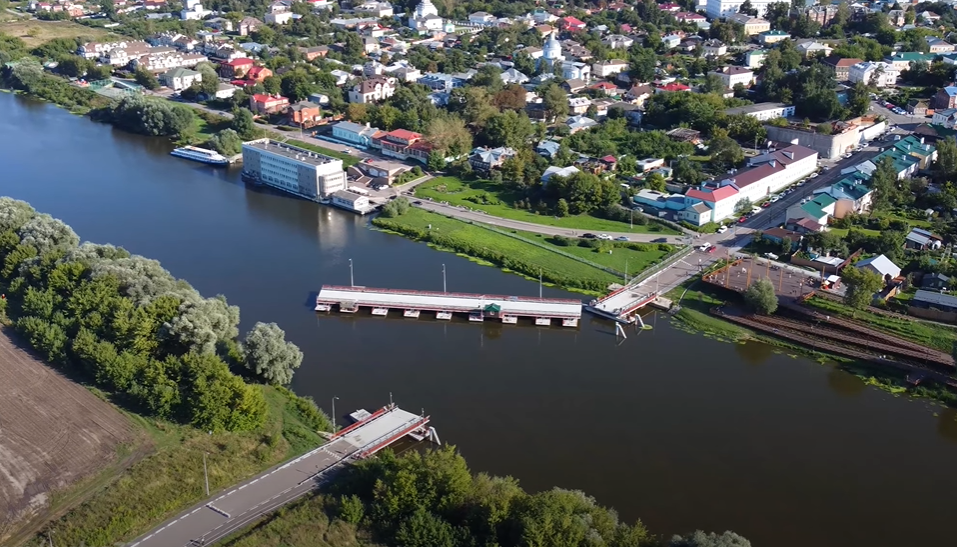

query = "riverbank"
373;207;675;295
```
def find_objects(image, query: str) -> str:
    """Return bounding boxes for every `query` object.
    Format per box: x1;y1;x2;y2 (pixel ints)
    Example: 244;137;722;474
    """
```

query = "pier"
586;285;659;324
315;285;582;327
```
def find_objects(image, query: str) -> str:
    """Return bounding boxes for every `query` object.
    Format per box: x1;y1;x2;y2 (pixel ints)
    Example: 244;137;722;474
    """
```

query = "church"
408;0;444;32
537;35;591;82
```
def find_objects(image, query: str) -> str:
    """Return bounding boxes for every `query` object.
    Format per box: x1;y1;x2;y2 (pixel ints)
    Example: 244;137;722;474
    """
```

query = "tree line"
0;198;306;432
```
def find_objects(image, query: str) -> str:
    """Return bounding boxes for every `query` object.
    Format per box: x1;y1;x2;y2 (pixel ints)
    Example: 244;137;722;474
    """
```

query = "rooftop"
914;289;957;309
725;102;792;115
243;139;341;166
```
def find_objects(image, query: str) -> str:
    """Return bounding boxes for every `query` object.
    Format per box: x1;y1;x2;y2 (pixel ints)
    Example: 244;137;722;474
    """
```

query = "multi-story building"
822;56;863;81
848;61;898;88
805;4;839;26
241;139;348;199
727;13;771;35
702;39;727;57
724;102;795;121
468;146;516;172
347;76;397;103
926;37;956;54
885;51;937;71
759;30;790;45
591;59;629;78
159;67;202;91
373;129;433;164
745;49;767;69
332;121;382;147
706;0;773;19
132;51;207;72
249;93;290;115
710;66;755;88
355;1;394;17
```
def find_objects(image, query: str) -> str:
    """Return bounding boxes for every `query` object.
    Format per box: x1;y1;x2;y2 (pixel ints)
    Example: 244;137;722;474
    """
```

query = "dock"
586;284;659;324
315;285;582;327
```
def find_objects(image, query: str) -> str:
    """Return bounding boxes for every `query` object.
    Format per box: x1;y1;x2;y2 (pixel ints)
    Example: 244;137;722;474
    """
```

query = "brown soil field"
0;328;136;542
0;20;120;47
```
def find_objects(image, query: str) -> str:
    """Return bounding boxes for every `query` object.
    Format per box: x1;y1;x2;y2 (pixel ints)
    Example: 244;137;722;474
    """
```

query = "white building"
242;139;347;199
264;10;293;24
724;102;795;121
180;0;211;20
706;0;774;18
355;1;394;17
132;51;207;72
331;190;374;214
733;144;819;203
710;66;755;88
848;61;898;88
408;0;443;32
592;59;629;78
159;67;202;91
561;61;591;81
537;35;565;72
348;76;397;103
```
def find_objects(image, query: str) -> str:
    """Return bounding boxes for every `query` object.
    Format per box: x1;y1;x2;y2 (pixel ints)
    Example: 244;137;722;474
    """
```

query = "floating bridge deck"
316;285;582;327
586;284;659;324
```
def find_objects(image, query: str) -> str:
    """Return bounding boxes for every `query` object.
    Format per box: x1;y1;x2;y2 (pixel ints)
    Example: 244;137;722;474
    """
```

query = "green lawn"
826;227;882;238
285;139;360;167
414;176;679;234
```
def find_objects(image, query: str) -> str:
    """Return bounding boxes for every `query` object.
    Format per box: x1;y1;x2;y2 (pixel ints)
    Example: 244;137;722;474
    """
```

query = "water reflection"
734;340;776;366
826;367;867;398
937;408;957;443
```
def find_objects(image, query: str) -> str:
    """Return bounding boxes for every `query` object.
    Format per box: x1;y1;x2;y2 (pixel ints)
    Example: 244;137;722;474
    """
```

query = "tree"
933;136;957;183
842;265;884;309
646;172;667;192
134;66;160;91
346;103;368;123
425;117;473;158
700;73;726;94
779;236;793;256
242;322;303;385
870;155;899;210
381;196;411;218
263;76;281;95
734;197;753;215
230;107;259;140
56;55;89;78
556;198;569;217
280;69;316;102
481;111;535;149
207;129;243;156
493;84;527;110
739;0;758;15
845;81;870;118
541;83;570;122
427;151;446;171
671;530;752;547
708;129;744;171
674;157;703;185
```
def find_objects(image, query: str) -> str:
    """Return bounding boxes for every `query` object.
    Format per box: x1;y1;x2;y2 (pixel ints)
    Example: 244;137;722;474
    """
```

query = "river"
2;93;956;547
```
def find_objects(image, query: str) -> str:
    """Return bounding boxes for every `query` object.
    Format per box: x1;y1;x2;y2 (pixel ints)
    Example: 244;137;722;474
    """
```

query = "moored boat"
170;145;229;166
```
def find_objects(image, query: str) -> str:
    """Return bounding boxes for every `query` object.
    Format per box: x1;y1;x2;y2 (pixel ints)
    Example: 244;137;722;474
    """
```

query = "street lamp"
331;396;339;433
442;264;447;293
348;259;354;287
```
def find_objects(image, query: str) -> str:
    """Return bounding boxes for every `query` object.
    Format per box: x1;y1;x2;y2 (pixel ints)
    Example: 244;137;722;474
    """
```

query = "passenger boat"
170;145;229;165
315;303;332;312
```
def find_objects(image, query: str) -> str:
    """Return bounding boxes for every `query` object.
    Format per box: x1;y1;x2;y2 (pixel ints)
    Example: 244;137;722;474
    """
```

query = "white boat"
403;309;420;318
535;317;551;326
501;315;518;324
170;146;229;166
435;311;452;320
315;303;332;312
562;318;579;328
371;307;389;316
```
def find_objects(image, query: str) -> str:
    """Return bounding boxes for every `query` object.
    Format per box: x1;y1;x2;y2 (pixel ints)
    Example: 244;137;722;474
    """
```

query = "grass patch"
804;295;957;353
285;139;359;167
666;281;754;342
826;227;881;238
34;386;330;547
374;208;624;293
414;176;679;234
0;20;120;47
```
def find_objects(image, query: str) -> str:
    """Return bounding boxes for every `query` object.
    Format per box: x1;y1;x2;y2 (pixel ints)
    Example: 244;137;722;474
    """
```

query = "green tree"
207;129;243;156
671;530;752;547
242;322;302;385
700;73;727;94
541;82;570;123
846;81;871;118
56;55;89;78
646;172;667;192
230;107;259;140
556;198;570;217
134;67;160;91
481;111;535;149
933;136;957;183
870;155;899;210
425;116;472;158
842;265;884;309
427;151;446;171
262;76;281;95
708;129;744;171
734;197;753;215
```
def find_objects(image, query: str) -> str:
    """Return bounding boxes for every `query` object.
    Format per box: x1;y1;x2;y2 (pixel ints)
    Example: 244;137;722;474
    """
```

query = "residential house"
238;16;263;36
592;59;629;78
655;82;691;93
921;273;950;290
536;140;561;158
264;8;293;24
681;185;740;224
907;99;930;116
468;11;495;25
856;254;902;283
919;11;941;24
702;39;727;57
786;193;837;230
561;61;591;81
500;68;529;85
159;67;201;91
926;36;955;54
348;76;397;103
932;85;957;110
745;49;767;69
759;30;790;45
725;102;795;121
132;51;207;72
603;34;634;49
823;56;864;81
566;115;598;134
249;94;290;115
374;129;432;163
562;78;588;93
728;13;771;35
905;227;943;251
909;290;957;320
625;84;654;106
661;33;682;49
796;41;832;58
213;82;238;99
933;107;957;126
288;101;322;127
246;65;272;83
805;4;840;26
848;61;898;87
813;171;872;218
887;9;906;27
885;52;936;72
542;165;581;183
299;45;329;60
674;11;707;26
391;66;422;82
710;66;755;88
332;121;381;147
220;57;255;78
558;16;586;32
568;96;591;114
468;146;516;172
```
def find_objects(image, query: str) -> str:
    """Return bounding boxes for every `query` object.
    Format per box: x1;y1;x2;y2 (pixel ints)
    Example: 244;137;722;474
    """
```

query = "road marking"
191;508;199;514
145;534;153;540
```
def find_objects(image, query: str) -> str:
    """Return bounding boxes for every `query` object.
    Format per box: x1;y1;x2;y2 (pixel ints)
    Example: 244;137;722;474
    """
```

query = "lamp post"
203;452;209;496
331;396;339;433
348;259;354;287
442;263;447;293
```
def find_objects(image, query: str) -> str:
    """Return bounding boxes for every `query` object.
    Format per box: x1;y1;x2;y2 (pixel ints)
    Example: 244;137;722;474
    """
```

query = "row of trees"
91;94;197;137
0;198;305;431
330;446;750;547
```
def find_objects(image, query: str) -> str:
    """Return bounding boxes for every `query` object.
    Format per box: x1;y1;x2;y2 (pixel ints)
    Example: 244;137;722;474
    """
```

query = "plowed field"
0;329;135;540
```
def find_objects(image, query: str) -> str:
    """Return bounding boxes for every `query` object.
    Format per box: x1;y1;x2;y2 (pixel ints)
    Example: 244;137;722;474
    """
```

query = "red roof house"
559;16;586;31
249;94;289;115
657;3;682;12
246;66;273;83
220;57;255;77
656;82;691;92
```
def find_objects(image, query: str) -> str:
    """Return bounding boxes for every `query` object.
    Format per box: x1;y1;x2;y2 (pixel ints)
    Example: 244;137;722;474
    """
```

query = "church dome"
414;0;438;18
544;35;562;60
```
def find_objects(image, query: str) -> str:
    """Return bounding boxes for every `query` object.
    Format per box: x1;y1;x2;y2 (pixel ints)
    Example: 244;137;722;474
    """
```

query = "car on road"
809;173;818;179
698;243;713;252
615;236;629;241
738;216;748;223
413;200;422;205
598;233;613;240
761;201;771;208
582;233;597;239
717;225;728;233
708;245;716;253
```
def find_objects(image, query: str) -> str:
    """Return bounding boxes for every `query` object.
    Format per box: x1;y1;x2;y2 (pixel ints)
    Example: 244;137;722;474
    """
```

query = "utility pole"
203;452;209;496
331;396;339;433
442;264;447;293
539;268;543;298
348;259;354;287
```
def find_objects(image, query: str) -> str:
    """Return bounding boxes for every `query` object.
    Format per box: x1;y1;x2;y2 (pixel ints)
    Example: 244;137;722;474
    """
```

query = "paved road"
412;200;693;244
868;100;928;130
130;438;358;547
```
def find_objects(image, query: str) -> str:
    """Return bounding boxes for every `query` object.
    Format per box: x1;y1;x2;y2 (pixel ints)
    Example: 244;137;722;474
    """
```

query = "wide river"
3;93;957;546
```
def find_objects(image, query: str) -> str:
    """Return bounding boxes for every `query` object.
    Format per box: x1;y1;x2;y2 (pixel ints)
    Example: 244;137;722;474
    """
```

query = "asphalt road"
868;100;929;130
129;438;358;547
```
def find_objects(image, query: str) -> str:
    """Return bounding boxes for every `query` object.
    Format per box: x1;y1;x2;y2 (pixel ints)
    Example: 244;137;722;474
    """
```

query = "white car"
809;173;818;178
598;233;612;240
717;225;728;234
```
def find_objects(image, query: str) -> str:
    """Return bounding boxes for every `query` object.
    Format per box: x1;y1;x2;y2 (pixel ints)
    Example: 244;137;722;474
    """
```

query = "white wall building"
242;139;347;199
706;0;774;19
848;61;899;88
730;144;819;204
408;0;443;31
264;10;293;24
592;59;629;78
710;66;755;88
724;102;795;121
348;76;397;103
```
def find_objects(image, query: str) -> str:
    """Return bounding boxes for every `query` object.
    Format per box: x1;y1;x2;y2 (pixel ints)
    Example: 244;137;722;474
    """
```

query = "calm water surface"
3;94;957;546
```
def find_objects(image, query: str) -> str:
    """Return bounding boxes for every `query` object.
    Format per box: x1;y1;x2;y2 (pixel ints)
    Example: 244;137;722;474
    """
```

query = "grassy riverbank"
373;207;673;294
414;176;680;235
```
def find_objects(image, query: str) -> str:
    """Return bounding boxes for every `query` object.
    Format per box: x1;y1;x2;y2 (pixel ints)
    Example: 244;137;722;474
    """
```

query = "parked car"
582;233;597;239
809;173;818;178
738;216;748;223
615;236;629;241
717;225;729;233
761;201;771;208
